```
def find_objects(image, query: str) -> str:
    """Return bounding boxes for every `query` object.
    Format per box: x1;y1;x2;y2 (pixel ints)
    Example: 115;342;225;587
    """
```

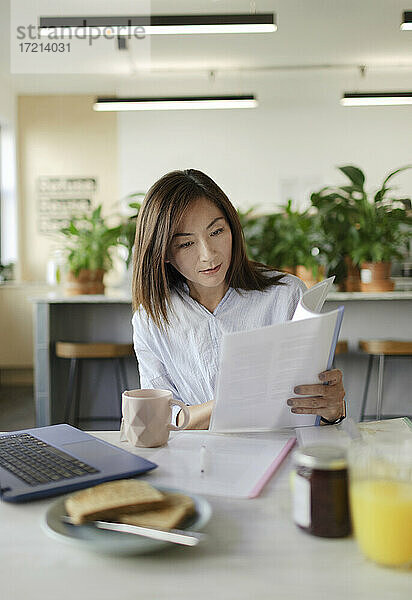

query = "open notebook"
210;277;344;432
144;431;296;498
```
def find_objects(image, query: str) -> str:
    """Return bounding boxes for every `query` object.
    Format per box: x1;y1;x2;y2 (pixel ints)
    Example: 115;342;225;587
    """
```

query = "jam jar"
292;445;351;538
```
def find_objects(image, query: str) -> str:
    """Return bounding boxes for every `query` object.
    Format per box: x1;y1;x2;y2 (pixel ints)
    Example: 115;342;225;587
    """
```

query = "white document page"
210;308;341;432
144;432;291;498
292;276;335;321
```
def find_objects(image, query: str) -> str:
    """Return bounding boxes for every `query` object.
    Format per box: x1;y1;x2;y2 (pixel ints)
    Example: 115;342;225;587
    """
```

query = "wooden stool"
55;342;134;427
332;340;348;367
359;340;412;421
335;340;348;355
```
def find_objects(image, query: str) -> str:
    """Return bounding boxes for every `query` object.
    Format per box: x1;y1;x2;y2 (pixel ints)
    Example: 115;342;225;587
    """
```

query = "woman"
132;169;345;429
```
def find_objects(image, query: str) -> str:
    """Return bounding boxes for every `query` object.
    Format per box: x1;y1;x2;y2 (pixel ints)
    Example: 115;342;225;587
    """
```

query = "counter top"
30;290;412;303
326;291;412;300
30;290;132;303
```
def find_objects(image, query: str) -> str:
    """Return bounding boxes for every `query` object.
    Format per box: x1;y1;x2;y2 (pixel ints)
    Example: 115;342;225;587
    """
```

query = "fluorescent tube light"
400;11;412;30
39;14;276;36
93;96;258;111
341;92;412;106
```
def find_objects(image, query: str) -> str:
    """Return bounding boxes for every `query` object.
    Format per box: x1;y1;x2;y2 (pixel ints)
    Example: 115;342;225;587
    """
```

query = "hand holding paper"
287;368;346;422
210;278;344;432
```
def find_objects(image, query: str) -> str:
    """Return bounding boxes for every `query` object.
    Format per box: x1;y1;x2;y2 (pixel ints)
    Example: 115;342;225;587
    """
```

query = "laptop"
0;424;157;502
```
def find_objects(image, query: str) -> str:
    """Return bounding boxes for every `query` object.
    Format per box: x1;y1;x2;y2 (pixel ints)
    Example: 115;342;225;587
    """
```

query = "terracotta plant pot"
344;256;361;292
295;265;325;288
281;266;296;275
360;261;394;292
65;269;105;296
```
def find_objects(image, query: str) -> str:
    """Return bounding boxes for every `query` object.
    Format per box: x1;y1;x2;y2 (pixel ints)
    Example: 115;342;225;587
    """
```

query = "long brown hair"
132;169;285;329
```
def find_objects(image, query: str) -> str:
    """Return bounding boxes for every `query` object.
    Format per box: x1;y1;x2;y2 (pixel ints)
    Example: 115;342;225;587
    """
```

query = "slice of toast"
118;492;195;531
65;479;165;525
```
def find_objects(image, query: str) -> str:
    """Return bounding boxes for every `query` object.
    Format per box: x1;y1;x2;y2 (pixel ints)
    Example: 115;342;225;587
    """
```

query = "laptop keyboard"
0;433;100;487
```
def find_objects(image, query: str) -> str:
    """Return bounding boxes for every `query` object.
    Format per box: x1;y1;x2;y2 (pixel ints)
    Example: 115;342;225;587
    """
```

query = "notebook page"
144;432;292;498
296;417;412;447
296;423;350;448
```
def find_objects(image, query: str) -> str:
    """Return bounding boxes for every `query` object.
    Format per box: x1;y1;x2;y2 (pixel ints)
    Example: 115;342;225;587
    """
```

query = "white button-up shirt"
132;273;306;421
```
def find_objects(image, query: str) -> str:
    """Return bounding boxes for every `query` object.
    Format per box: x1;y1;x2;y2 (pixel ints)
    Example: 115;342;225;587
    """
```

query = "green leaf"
340;185;357;194
69;222;79;235
127;192;146;199
381;165;412;188
92;205;102;220
374;166;412;205
338;165;365;190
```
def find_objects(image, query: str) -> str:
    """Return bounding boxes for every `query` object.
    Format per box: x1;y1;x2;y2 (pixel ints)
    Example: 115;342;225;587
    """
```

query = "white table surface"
1;430;410;600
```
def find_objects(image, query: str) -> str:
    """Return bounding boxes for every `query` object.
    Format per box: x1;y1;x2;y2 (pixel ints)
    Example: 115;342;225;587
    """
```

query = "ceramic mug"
120;389;190;448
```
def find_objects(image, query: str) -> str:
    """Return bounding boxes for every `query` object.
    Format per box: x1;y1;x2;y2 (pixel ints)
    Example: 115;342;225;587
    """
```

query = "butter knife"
62;515;206;546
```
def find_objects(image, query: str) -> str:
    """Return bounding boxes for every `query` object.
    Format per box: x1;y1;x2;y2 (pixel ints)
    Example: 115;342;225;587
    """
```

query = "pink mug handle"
168;398;190;431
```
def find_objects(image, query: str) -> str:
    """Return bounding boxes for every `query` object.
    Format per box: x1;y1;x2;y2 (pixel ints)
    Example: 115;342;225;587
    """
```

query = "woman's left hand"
287;369;345;422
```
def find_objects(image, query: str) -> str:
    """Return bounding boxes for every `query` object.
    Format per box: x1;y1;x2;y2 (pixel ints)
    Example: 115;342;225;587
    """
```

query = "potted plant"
278;200;326;287
238;208;285;265
239;201;326;287
310;167;364;290
119;192;145;268
0;262;14;282
311;164;412;292
60;205;122;295
349;166;412;291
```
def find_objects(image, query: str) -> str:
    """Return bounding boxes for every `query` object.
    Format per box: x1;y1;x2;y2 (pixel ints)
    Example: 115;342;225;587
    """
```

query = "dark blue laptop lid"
0;424;157;502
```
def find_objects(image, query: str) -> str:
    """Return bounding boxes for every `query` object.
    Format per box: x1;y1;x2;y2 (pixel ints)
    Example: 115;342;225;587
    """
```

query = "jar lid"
293;445;347;470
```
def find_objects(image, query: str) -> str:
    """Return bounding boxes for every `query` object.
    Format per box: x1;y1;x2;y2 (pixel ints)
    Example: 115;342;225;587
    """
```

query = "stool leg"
74;359;83;428
360;355;374;422
119;357;129;391
376;354;385;421
114;359;123;419
64;358;78;424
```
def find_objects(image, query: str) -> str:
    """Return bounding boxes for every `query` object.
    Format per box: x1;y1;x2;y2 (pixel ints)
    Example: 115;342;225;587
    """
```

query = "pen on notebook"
200;444;207;475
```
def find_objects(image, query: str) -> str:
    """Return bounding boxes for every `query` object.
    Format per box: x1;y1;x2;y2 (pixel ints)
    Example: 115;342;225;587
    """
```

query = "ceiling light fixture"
341;92;412;106
400;11;412;30
93;95;258;111
39;14;276;36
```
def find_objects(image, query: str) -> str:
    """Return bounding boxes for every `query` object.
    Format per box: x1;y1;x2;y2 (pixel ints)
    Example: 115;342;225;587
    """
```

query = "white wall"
0;0;18;266
118;70;412;213
18;95;119;282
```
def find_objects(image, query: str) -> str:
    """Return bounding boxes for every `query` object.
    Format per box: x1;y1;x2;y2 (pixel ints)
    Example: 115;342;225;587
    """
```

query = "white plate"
43;485;212;555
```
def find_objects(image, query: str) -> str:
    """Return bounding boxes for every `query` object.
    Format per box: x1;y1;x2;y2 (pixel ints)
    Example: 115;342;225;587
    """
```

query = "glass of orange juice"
348;437;412;569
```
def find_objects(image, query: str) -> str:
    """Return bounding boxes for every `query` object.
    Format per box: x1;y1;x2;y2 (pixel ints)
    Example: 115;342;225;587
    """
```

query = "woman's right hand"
177;399;215;430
